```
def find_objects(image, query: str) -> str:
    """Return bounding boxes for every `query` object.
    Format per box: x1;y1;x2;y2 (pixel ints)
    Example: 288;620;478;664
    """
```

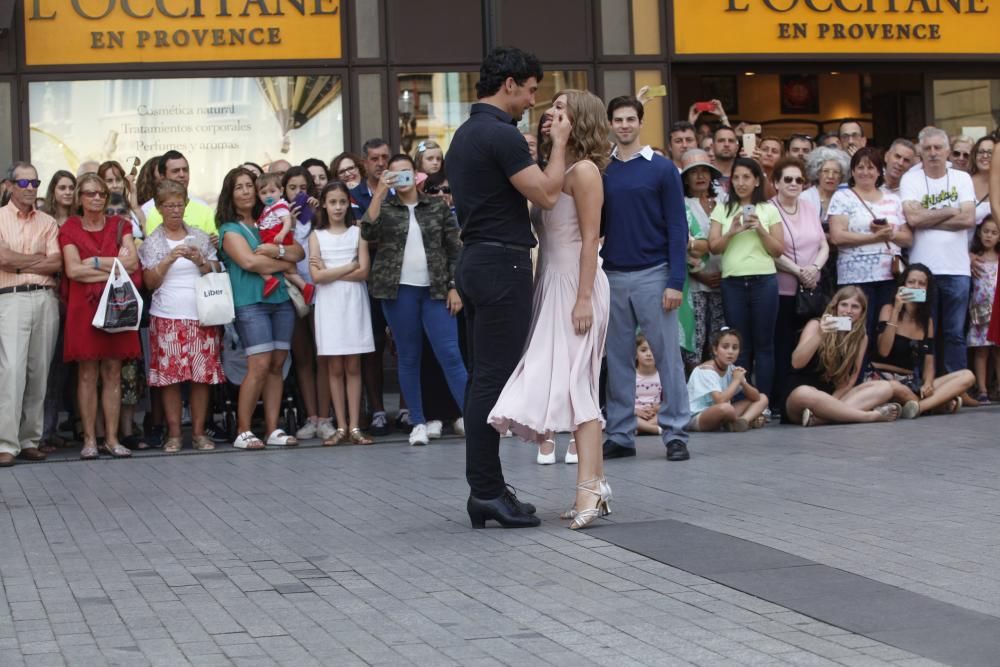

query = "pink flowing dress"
488;161;610;444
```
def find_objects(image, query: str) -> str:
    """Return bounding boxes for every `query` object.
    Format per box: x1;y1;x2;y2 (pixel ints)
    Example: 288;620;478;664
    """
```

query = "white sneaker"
295;419;318;440
453;418;465;436
537;440;556;465
564;438;578;464
426;420;443;439
317;418;336;440
409;423;429;446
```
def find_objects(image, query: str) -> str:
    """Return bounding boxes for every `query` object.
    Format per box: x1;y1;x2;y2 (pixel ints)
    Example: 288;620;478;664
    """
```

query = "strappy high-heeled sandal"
569;478;612;530
322;428;346;446
562;478;612;524
349;428;373;445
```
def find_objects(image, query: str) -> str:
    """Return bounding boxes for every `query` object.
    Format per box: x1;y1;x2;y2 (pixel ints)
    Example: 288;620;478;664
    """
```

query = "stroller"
216;324;303;441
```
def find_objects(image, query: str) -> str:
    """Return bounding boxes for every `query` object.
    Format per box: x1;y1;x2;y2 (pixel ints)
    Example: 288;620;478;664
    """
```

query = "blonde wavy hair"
818;286;868;388
541;89;611;172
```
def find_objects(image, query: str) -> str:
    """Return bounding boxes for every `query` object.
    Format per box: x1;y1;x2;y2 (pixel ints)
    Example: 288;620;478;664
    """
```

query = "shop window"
0;82;12;168
933;80;1000;139
600;0;662;56
29;76;344;204
354;0;382;60
356;72;386;146
395;71;588;155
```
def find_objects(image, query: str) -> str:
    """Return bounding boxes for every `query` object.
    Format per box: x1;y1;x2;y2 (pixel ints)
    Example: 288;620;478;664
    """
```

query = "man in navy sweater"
602;96;692;462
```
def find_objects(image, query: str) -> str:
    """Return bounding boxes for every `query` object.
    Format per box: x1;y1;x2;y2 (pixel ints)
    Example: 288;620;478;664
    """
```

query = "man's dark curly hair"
475;47;543;99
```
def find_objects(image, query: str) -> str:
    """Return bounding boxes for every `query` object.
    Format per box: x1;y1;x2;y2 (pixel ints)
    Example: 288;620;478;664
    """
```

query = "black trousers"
455;243;533;499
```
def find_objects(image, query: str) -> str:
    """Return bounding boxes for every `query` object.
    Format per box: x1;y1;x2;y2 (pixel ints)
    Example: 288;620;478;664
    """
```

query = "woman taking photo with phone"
828;147;912;338
709;157;784;404
871;264;975;415
785;286;902;426
360;153;466;447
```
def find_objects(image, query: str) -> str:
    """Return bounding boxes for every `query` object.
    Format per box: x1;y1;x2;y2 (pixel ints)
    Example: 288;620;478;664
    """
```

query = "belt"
0;284;53;296
470;241;532;252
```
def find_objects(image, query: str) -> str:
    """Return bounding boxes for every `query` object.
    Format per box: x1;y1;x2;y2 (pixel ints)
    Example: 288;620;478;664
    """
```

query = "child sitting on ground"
634;335;662;435
256;173;314;302
686;327;769;432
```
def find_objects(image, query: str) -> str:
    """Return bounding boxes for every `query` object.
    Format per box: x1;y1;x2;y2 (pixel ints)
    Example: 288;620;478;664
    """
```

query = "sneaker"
395;410;412;433
453;417;465;436
426;420;443;439
317;418;336;440
409;423;429;446
302;283;316;304
295;418;318;440
205;423;229;444
369;411;390;436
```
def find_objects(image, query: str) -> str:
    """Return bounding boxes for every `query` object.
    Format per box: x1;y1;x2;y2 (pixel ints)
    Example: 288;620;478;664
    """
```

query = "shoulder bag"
849;189;905;278
773;200;825;318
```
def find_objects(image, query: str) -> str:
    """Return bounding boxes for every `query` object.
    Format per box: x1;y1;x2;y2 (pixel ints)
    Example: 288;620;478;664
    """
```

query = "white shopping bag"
196;265;235;326
91;258;143;333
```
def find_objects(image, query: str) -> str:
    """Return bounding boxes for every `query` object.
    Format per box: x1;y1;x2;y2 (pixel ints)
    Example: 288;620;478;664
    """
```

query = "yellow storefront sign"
673;0;994;55
24;0;342;65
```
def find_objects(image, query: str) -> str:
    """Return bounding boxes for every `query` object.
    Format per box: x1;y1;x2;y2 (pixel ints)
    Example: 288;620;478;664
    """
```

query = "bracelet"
885;322;897;328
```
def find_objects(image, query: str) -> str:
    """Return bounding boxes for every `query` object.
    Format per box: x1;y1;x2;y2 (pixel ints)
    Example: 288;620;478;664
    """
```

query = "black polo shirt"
446;103;537;248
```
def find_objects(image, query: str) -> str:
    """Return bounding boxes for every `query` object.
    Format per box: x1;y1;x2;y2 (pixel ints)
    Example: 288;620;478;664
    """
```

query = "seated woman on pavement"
870;263;975;415
784;286;902;427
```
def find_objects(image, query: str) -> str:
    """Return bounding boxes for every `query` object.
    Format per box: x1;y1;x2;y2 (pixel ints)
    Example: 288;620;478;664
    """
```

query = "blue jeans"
845;280;897;341
721;274;779;399
381;285;468;425
931;275;971;374
234;301;295;356
605;263;690;447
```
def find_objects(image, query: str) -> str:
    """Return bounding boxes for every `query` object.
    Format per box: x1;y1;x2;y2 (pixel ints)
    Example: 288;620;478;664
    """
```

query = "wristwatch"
277;245;286;259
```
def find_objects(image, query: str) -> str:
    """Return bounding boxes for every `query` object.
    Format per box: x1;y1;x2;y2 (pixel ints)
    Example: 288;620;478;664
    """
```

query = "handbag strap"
770;198;799;263
849;188;895;253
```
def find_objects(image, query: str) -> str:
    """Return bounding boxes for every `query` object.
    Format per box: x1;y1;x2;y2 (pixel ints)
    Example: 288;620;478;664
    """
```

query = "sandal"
874;402;902;421
102;442;132;458
80;440;99;460
948;396;963;414
801;408;815;427
349;428;373;445
233;431;265;450
163;437;183;454
751;415;767;429
192;435;215;451
266;429;298;447
322;428;346;446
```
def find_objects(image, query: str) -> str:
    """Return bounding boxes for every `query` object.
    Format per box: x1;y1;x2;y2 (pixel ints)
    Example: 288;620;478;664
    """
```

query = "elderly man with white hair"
900;126;976;375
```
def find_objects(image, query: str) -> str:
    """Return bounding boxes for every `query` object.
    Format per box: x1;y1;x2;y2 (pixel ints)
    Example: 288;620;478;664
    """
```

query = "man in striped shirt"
0;162;62;467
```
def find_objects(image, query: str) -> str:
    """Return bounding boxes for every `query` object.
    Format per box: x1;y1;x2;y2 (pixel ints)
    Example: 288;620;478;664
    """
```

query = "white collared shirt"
611;145;654;162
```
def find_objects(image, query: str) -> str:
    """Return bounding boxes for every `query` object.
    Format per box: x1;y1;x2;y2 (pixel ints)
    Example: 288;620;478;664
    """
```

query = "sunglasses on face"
80;190;107;198
952;150;970;158
425;186;451;195
781;176;806;185
13;179;41;188
105;208;129;216
337;165;358;175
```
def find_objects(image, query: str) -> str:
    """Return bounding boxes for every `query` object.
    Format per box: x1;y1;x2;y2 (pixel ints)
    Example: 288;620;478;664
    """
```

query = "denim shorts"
234;301;295;356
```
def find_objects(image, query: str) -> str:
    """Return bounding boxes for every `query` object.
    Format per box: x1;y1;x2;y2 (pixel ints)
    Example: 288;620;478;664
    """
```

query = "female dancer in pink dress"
489;89;611;529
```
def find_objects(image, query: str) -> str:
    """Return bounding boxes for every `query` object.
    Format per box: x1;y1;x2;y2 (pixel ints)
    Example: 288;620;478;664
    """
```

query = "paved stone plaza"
2;407;1000;666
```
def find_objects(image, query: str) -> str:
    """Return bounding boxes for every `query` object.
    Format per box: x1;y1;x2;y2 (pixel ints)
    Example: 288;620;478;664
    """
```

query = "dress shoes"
0;453;14;467
602;440;636;459
468;491;541;529
505;485;535;514
666;440;690;461
17;448;47;462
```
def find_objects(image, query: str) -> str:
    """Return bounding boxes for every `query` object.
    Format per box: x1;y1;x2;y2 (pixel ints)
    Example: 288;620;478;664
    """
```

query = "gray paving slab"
9;407;1000;665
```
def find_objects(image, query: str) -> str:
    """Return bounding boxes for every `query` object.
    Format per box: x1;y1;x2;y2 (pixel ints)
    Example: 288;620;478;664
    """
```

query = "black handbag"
795;285;826;318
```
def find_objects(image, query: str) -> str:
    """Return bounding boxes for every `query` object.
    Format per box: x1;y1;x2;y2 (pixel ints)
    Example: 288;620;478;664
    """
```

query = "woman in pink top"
771;156;830;418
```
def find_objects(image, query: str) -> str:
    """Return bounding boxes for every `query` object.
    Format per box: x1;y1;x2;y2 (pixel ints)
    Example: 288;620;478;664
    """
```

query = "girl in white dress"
309;181;375;446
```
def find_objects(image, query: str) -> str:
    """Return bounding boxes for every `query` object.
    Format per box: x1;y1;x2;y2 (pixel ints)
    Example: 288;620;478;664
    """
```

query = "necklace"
775;198;798;215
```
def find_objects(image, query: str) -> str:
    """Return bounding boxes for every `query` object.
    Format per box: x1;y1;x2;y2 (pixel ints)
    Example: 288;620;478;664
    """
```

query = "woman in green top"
709;157;785;402
216;167;305;450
